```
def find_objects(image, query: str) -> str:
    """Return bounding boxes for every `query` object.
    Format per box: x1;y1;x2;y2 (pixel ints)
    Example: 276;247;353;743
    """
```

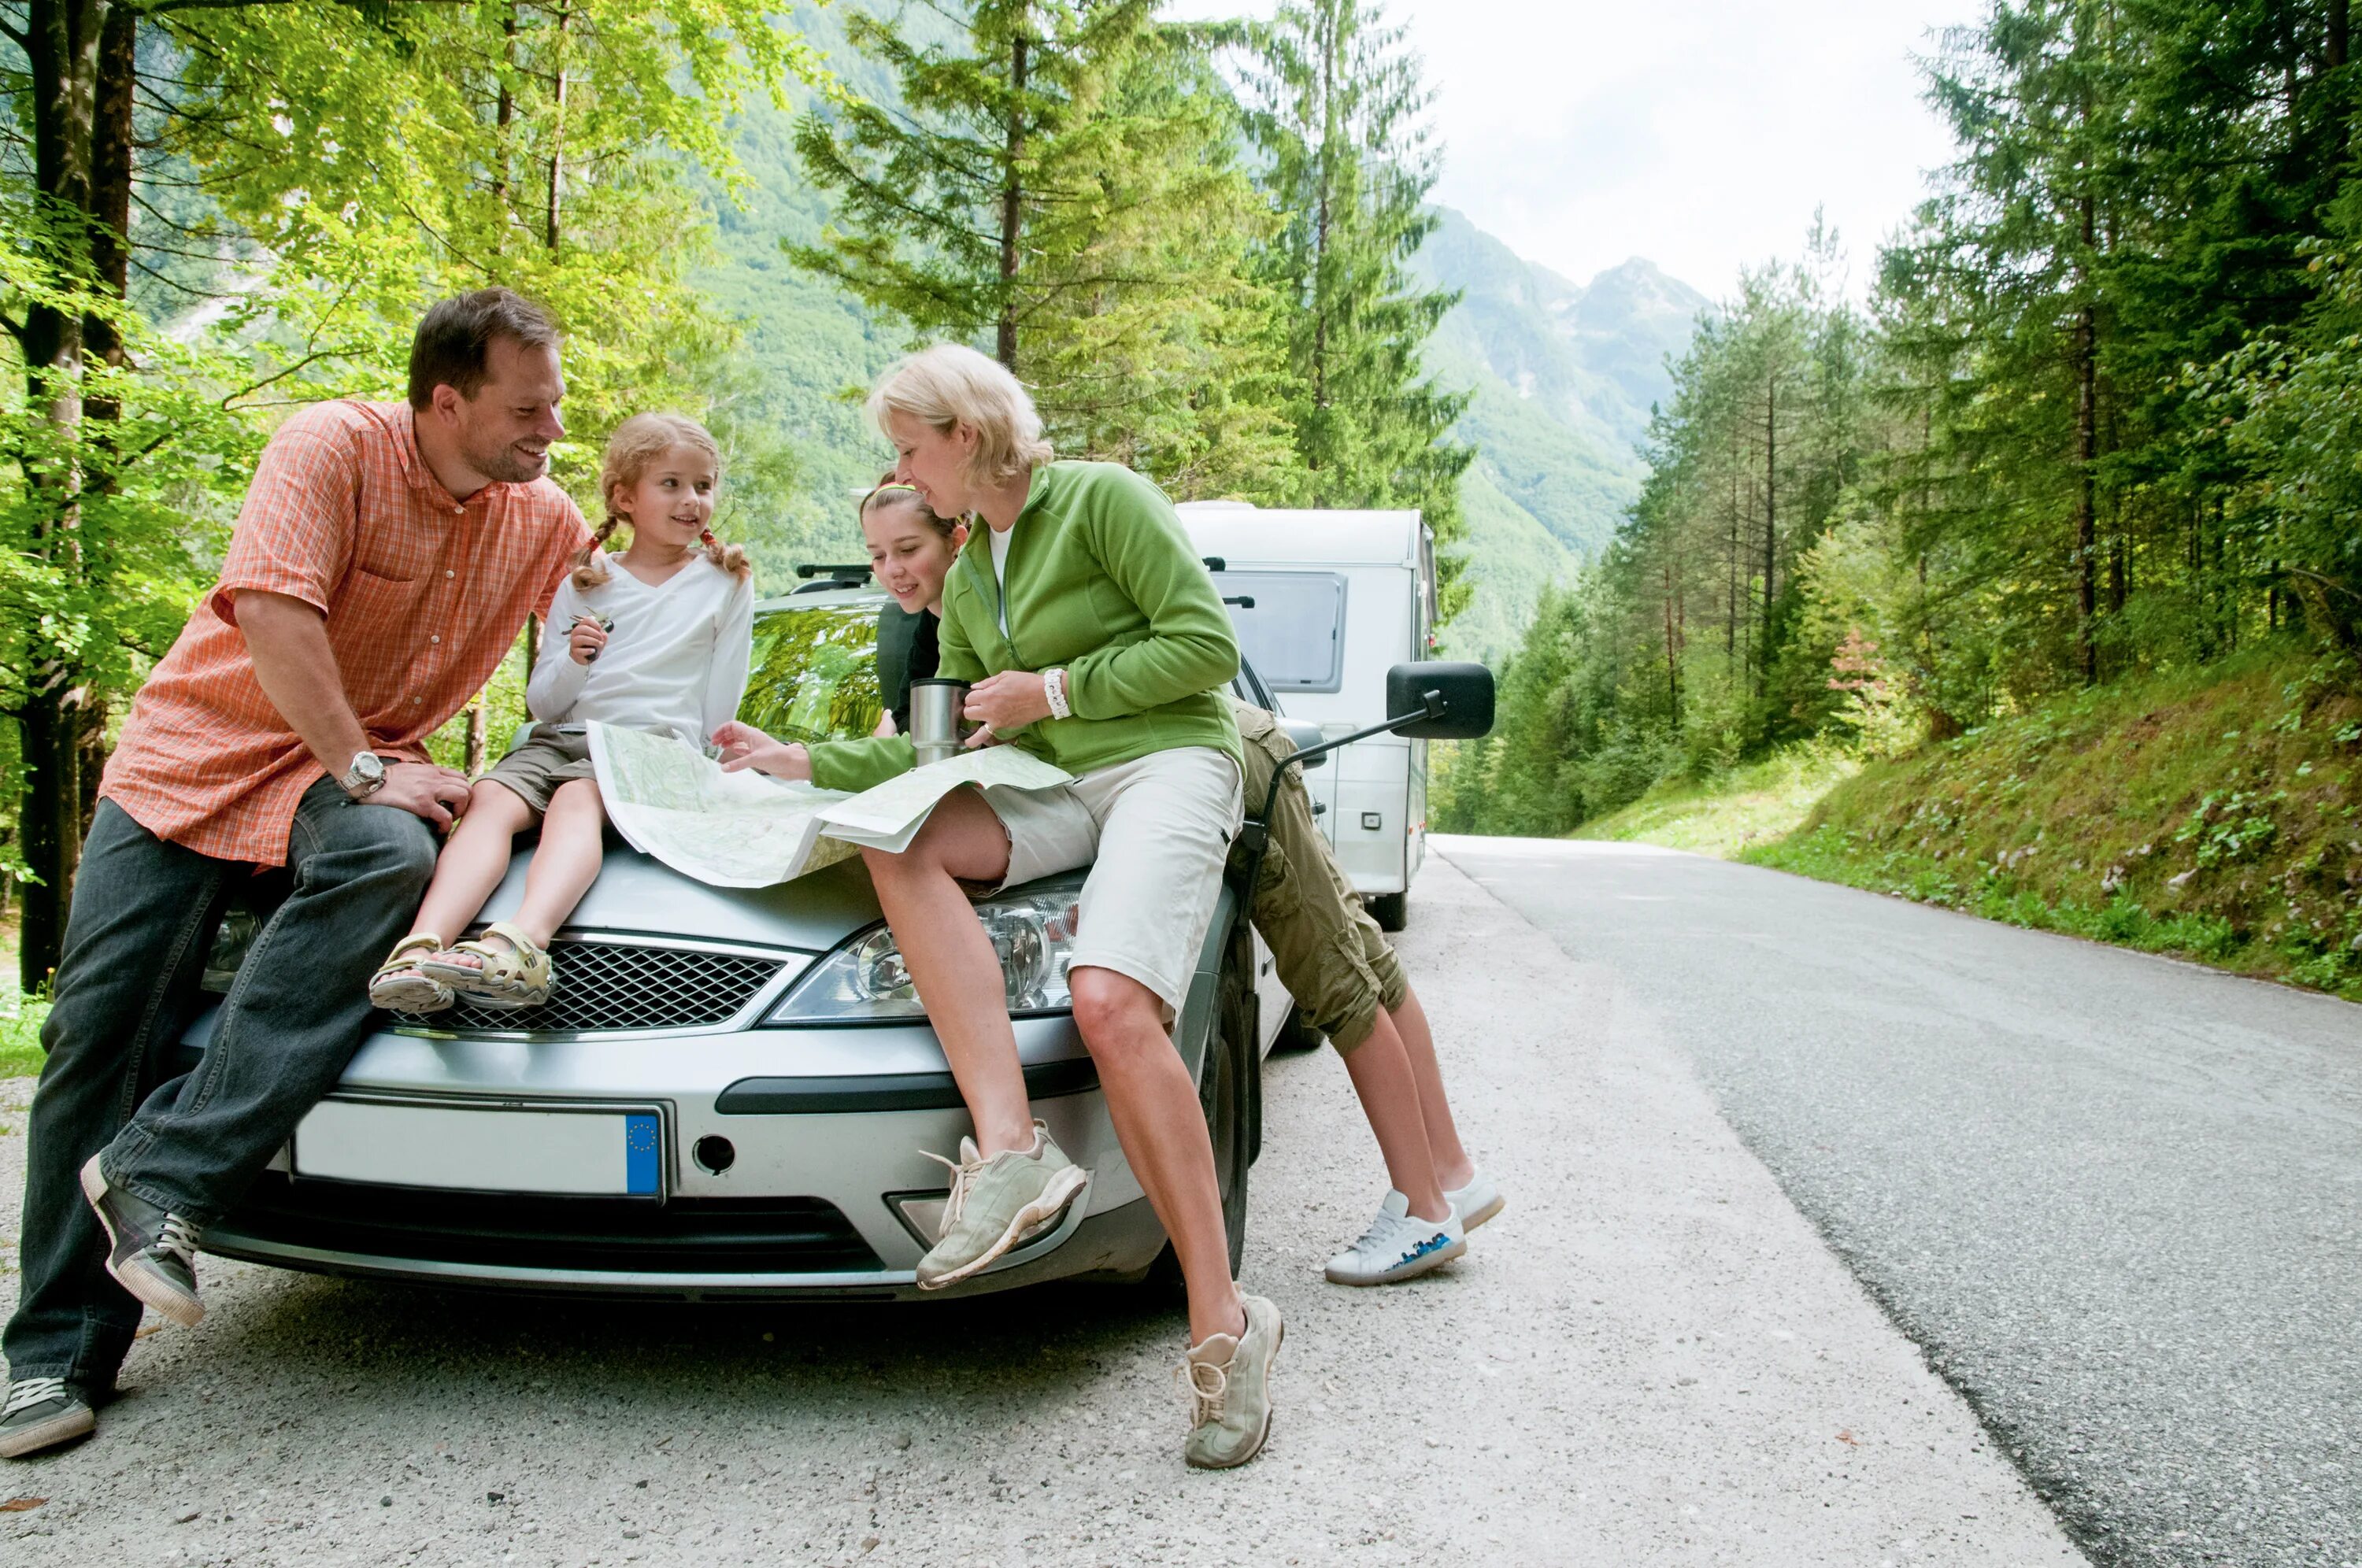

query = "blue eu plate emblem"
624;1113;661;1196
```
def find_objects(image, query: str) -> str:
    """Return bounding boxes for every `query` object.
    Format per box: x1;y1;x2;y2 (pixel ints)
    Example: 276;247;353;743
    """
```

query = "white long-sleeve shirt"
527;553;755;745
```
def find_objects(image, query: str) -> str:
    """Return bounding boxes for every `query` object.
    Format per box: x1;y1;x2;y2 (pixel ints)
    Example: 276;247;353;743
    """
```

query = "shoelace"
1347;1211;1409;1257
916;1148;987;1236
3;1378;67;1418
1175;1358;1228;1427
152;1213;203;1272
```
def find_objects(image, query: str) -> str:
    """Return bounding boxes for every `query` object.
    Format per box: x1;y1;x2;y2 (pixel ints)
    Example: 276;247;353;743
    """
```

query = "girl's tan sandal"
368;934;454;1013
416;920;553;1008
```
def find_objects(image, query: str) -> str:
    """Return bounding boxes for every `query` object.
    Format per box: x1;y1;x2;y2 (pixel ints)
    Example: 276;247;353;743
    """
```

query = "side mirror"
1384;661;1494;741
1281;719;1327;767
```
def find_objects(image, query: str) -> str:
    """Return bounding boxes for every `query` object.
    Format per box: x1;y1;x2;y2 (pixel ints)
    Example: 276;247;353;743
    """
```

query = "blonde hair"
867;345;1053;491
575;412;750;589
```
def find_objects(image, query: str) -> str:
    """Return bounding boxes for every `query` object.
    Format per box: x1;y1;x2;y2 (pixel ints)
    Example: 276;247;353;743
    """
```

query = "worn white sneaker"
1182;1293;1283;1469
1324;1191;1464;1286
1446;1166;1504;1231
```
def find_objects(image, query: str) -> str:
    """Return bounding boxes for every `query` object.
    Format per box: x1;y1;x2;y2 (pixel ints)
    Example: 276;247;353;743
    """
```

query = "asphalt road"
0;854;2082;1566
1439;834;2362;1567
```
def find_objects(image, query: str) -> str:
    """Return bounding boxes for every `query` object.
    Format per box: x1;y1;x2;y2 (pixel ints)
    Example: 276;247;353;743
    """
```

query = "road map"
587;723;1074;888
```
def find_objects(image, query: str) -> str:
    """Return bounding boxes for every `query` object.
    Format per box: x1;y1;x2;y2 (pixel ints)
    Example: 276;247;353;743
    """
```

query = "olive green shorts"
481;724;598;818
1228;701;1406;1055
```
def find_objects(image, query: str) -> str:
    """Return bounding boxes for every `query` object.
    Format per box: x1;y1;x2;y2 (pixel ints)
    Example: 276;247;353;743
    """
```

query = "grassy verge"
1573;742;1860;859
1742;646;2362;1001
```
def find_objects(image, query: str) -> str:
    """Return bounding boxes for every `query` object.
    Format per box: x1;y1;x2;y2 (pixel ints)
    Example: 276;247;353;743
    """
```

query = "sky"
1168;0;1979;301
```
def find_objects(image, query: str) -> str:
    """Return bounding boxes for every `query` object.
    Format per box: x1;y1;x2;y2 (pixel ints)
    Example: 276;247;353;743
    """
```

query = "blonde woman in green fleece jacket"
715;345;1279;1470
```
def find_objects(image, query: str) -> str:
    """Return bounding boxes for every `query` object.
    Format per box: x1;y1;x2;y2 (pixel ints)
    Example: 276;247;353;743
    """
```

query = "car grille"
215;1174;883;1275
393;940;786;1034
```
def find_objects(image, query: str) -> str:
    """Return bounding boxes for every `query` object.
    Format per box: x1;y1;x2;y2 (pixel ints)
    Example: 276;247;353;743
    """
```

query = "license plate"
292;1099;662;1196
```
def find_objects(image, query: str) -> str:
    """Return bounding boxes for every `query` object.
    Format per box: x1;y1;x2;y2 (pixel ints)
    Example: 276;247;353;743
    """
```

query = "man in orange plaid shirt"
2;290;591;1459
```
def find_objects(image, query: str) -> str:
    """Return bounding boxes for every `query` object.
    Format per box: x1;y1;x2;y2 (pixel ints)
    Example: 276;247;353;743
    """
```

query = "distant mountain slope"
1416;208;1710;666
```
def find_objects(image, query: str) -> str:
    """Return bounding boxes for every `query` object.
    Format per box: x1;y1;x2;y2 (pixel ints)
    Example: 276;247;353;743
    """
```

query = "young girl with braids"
368;412;755;1011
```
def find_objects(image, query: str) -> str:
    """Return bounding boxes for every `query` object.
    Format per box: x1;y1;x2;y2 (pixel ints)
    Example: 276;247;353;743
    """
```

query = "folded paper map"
588;723;1075;889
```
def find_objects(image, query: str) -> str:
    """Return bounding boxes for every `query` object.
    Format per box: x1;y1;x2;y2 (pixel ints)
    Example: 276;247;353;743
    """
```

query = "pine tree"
790;1;1294;496
1240;0;1472;605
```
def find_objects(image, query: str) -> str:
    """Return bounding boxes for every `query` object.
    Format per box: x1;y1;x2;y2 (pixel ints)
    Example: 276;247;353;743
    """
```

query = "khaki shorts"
981;746;1243;1021
482;724;598;817
1231;704;1406;1054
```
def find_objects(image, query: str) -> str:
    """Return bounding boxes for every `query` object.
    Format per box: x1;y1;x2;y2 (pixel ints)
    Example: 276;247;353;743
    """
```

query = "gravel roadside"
0;853;2082;1565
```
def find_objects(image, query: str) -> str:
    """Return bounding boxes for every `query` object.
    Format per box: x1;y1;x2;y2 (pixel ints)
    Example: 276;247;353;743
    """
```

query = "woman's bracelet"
1043;668;1072;721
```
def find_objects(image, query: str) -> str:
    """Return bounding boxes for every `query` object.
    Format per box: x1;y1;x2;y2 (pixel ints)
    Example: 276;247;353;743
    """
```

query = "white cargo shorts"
983;745;1243;1020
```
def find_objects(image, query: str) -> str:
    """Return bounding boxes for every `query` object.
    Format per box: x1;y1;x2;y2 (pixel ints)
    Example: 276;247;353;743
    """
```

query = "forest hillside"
1753;649;2362;1000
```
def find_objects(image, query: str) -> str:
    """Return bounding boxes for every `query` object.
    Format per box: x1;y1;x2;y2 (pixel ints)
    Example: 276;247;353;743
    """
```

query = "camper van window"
1212;571;1347;693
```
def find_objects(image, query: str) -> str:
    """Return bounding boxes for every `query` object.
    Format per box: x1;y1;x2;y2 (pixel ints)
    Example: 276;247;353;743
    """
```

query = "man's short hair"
407;289;560;409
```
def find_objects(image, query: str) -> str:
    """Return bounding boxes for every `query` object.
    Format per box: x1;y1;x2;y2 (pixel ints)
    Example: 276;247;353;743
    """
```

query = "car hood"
480;844;881;955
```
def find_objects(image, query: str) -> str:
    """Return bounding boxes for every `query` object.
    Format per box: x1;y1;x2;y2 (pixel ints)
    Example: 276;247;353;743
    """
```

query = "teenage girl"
368;412;755;1011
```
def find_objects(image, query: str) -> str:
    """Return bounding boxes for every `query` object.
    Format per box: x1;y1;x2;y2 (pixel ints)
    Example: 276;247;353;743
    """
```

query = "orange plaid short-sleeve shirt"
102;399;591;866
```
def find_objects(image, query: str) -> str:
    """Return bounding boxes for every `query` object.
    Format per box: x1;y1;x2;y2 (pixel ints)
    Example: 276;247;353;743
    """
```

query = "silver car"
181;586;1292;1300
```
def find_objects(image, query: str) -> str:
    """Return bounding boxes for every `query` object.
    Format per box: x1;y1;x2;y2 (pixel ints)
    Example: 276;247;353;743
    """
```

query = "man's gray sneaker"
1447;1166;1505;1231
1;1378;94;1459
913;1122;1089;1290
80;1154;204;1328
1182;1292;1283;1470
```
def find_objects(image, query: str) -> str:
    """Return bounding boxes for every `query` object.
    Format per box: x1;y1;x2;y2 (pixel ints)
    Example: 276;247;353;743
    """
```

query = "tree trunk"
81;1;132;425
18;0;105;989
1663;561;1680;719
494;5;517;208
465;702;488;775
544;9;569;251
1759;373;1777;698
2075;290;2098;686
18;690;83;993
997;28;1027;371
2334;0;2350;69
1725;459;1738;660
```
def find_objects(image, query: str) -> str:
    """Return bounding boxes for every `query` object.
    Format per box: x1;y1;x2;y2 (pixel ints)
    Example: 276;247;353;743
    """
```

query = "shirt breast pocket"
332;564;428;638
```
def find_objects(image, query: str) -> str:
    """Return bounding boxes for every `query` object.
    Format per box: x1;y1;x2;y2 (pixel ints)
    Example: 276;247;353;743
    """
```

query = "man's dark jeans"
4;778;435;1394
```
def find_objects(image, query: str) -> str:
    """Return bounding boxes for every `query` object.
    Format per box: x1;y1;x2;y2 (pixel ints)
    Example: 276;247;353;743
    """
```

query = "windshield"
740;600;883;744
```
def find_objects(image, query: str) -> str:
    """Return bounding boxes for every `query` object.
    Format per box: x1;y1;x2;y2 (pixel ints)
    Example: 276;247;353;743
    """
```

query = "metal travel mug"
909;679;971;766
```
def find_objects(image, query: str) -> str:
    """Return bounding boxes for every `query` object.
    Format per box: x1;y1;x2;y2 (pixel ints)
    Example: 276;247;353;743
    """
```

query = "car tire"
1368;889;1408;933
1146;918;1257;1293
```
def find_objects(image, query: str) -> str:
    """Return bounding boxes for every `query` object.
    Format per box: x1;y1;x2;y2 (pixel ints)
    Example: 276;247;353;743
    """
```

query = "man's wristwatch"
340;750;387;800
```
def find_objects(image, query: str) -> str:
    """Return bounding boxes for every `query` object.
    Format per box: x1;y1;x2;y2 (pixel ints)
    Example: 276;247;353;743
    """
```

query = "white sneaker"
1447;1167;1505;1231
1324;1192;1464;1285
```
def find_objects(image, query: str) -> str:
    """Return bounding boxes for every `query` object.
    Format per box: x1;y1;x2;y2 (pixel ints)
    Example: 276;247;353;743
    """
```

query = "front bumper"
196;1008;1175;1300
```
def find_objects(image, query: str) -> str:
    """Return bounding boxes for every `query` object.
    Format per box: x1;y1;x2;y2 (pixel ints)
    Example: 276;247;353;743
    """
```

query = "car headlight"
762;880;1085;1025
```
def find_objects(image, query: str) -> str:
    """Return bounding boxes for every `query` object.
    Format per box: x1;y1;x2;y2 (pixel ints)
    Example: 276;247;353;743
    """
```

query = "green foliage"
1448;4;2362;850
2;0;829;986
1239;0;1473;607
1746;646;2362;1000
1570;740;1859;861
790;0;1297;497
739;601;884;744
0;993;46;1080
1439;236;1866;832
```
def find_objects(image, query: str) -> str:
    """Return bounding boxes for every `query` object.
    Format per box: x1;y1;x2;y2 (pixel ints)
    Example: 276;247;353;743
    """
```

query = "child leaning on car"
368;412;756;1015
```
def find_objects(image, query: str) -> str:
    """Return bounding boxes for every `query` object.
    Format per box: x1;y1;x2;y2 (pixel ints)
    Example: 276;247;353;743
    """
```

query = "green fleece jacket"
809;461;1241;793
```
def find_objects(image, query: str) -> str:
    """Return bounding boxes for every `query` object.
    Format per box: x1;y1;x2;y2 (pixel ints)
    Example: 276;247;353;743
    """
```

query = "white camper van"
1178;504;1438;931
